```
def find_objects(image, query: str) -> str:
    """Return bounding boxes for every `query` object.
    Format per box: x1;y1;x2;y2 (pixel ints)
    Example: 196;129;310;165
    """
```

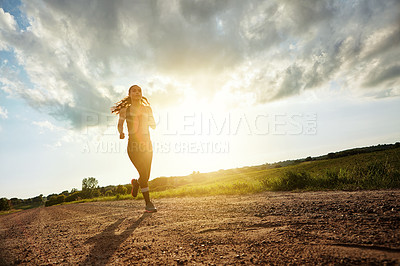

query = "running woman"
111;85;157;213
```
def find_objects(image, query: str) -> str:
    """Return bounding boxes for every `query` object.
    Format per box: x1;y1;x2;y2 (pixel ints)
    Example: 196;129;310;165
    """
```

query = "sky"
0;0;399;199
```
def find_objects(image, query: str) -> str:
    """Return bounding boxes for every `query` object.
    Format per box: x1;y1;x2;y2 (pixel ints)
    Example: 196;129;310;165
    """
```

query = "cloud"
229;0;400;103
0;105;8;119
0;0;399;130
0;7;16;31
363;65;400;88
32;120;61;133
0;7;16;50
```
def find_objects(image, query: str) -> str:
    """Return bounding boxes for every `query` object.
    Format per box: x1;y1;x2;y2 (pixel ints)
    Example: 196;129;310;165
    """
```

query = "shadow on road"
81;212;152;265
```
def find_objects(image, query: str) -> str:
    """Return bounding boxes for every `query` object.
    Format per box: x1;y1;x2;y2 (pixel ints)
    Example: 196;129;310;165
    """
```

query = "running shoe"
131;179;139;198
145;202;157;213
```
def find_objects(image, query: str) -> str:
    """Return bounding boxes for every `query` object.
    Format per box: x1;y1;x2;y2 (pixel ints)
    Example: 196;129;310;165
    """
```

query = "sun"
150;95;232;175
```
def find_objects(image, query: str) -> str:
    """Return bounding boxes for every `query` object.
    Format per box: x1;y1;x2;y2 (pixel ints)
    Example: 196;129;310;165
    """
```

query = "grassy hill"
141;144;400;199
7;143;398;211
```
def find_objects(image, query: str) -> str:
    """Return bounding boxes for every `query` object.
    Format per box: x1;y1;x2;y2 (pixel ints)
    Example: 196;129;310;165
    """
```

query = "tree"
56;195;65;204
82;177;98;191
32;194;43;203
115;185;127;195
10;198;21;207
125;184;132;194
65;191;82;202
82;177;99;198
45;195;65;207
47;193;57;200
92;189;101;198
0;198;10;211
328;152;336;159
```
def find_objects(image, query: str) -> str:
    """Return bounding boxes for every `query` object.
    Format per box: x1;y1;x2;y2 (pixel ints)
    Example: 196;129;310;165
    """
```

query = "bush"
125;184;132;194
354;160;400;189
92;189;101;198
115;185;127;195
45;194;65;207
56;194;65;204
45;196;57;207
0;198;11;211
265;171;312;191
65;191;81;202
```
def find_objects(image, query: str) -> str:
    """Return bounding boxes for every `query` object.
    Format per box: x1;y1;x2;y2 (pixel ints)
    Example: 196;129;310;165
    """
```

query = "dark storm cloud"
363;65;400;88
244;0;400;102
273;64;304;100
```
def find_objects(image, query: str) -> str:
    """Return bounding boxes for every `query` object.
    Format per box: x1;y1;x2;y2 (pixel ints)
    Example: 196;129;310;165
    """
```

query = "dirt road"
1;190;399;265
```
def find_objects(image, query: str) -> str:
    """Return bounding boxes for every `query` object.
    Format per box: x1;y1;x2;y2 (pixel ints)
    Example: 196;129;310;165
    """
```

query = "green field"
145;146;400;199
69;146;400;204
6;145;398;211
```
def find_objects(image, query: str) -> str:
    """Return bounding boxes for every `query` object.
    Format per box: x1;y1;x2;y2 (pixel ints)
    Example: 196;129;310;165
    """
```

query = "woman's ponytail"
111;93;150;114
111;96;131;114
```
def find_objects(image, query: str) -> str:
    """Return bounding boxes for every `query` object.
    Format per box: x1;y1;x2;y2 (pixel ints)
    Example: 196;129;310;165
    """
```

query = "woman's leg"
127;141;155;209
127;142;147;196
137;149;153;189
139;150;153;205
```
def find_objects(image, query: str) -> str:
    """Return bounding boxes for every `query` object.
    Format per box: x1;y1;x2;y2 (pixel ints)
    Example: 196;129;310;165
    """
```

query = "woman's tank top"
126;105;151;143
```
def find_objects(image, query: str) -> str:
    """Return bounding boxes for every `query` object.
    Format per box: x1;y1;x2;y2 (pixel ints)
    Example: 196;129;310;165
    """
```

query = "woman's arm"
147;106;156;130
118;107;127;139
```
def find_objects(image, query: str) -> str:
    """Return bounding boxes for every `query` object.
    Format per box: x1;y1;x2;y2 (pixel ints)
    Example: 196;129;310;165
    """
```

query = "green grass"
148;147;400;196
264;161;400;191
263;148;400;191
149;180;265;199
0;209;22;215
58;194;133;205
12;202;43;210
48;146;400;206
